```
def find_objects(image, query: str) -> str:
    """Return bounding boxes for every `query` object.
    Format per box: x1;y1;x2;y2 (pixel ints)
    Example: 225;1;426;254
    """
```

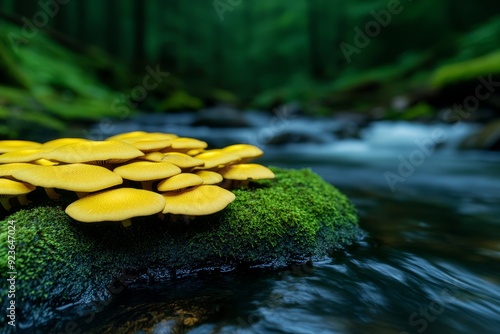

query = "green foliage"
431;51;500;88
0;21;132;140
401;103;435;120
455;15;500;61
2;0;500;120
157;90;204;111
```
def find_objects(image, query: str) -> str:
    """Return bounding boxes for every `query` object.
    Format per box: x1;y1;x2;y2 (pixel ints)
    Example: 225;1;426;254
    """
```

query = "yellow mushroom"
65;188;166;227
41;138;90;150
127;139;172;152
170;137;208;149
219;163;275;188
137;152;166;162
105;131;149;141
0;140;41;153
0;149;48;164
194;171;223;185
0;163;37;179
157;173;204;192
12;163;123;199
0;178;35;210
32;159;59;166
194;150;241;169
162;185;235;216
107;132;177;143
161;152;205;169
43;140;144;164
221;144;263;162
162;137;208;152
113;161;181;190
186;149;204;156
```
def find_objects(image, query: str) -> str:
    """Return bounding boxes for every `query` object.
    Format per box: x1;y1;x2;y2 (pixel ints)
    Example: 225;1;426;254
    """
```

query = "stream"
77;111;500;333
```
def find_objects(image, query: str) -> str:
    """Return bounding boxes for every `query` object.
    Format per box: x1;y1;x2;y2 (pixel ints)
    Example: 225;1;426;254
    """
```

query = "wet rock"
191;106;252;128
266;130;327;145
459;120;500;151
330;112;372;139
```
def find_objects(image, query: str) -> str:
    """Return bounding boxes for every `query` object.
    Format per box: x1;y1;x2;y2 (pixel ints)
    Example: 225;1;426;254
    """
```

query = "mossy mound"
431;50;500;88
0;167;362;329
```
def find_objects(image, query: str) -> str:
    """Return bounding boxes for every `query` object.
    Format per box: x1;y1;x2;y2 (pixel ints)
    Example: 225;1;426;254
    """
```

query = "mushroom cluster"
0;132;275;226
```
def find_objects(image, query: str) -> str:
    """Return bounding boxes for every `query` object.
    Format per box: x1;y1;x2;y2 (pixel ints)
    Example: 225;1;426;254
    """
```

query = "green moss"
0;167;361;326
431;51;500;88
158;90;204;110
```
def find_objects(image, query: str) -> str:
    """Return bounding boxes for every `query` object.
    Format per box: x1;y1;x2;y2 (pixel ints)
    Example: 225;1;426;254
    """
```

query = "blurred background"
1;1;500;333
0;0;500;142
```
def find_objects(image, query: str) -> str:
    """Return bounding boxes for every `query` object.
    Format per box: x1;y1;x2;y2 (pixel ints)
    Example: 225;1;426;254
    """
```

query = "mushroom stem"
121;219;132;227
141;181;153;191
17;194;30;206
241;180;249;187
220;179;232;189
182;215;195;225
0;197;11;211
75;192;88;198
44;188;60;199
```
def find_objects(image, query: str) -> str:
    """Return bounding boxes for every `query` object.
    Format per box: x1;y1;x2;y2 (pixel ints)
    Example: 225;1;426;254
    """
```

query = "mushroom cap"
65;188;166;222
42;138;90;150
0;178;36;196
161;152;205;168
113;161;181;181
0;140;41;153
167;137;208;150
12;163;123;192
43;140;144;163
32;159;59;166
186;149;204;156
194;150;241;169
106;131;149;141
137;152;165;162
222;144;263;159
0;163;37;177
195;171;223;185
128;139;172;152
162;185;235;215
0;149;48;163
108;132;177;143
157;173;204;192
219;163;275;180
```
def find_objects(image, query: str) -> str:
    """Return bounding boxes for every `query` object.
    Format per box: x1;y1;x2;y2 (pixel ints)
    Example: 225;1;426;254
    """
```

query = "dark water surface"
76;117;500;333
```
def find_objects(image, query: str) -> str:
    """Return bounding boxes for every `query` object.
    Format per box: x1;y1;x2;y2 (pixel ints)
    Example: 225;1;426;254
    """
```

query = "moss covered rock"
0;167;362;329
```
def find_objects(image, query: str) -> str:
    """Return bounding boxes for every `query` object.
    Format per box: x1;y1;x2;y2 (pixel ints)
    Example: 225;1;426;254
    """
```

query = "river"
78;112;500;333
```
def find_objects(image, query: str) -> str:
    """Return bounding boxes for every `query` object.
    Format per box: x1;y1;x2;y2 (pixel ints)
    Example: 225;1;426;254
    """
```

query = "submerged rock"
0;167;362;331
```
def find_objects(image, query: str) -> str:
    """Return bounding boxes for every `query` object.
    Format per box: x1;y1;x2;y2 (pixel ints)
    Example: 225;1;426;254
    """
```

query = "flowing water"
75;113;500;333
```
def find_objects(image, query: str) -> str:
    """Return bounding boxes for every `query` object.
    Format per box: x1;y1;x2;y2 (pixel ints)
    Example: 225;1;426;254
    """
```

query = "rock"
0;167;362;331
459;120;500;151
191;106;252;128
331;111;372;139
266;131;327;146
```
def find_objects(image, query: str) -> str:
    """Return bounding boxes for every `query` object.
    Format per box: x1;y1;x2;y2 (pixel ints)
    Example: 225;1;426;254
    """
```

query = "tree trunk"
133;0;146;68
308;0;325;79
